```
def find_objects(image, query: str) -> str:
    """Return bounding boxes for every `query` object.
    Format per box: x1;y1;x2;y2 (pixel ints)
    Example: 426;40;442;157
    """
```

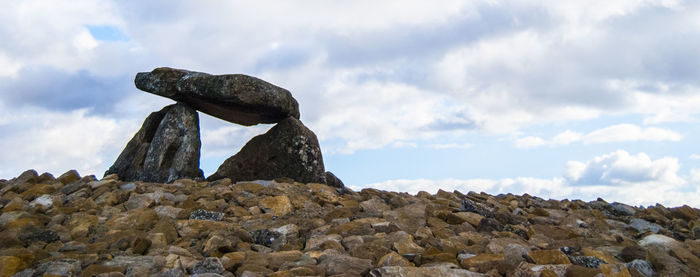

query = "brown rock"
370;265;488;276
384;203;427;235
259;195;293;217
459;253;503;273
600;263;632;277
620;245;646;262
318;249;373;276
80;265;126;277
0;256;24;277
566;265;602;277
378;251;414;267
530;249;571;265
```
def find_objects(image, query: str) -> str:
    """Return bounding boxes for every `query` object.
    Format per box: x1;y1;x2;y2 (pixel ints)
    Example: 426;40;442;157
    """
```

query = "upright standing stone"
105;103;203;183
207;117;326;184
134;67;300;126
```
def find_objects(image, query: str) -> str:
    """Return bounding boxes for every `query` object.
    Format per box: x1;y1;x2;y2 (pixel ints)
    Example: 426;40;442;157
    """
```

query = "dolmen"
106;67;342;187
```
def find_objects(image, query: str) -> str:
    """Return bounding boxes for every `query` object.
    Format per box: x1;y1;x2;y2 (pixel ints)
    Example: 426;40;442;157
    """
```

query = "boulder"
207;117;325;184
105;103;203;183
135;67;299;126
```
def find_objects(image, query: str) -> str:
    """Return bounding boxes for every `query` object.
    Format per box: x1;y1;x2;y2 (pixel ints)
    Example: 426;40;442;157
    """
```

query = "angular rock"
189;209;224;221
207;117;325;184
529;250;571;265
135;67;299;126
325;171;345;188
370;265;488;277
318;249;373;276
105;103;203;183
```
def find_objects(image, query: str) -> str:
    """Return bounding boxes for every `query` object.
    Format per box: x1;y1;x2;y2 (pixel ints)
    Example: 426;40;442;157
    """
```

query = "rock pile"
2;169;700;276
107;67;334;186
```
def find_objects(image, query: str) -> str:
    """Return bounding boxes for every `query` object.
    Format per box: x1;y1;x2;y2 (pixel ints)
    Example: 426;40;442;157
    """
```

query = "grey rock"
249;229;283;248
190;257;225;274
135;67;299;126
105;103;203;183
608;202;636;216
569;255;606;268
625;259;656;277
33;259;81;276
629;218;663;233
189;209;224;221
207;117;325;184
104;255;166;274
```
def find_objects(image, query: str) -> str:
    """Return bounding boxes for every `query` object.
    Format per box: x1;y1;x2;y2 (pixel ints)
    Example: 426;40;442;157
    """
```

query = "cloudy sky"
2;0;700;207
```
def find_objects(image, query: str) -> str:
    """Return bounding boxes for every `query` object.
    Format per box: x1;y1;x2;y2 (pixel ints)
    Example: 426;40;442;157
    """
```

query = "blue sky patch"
86;25;129;42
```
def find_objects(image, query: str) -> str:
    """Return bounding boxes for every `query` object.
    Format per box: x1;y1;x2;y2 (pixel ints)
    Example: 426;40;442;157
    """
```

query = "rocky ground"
1;170;699;277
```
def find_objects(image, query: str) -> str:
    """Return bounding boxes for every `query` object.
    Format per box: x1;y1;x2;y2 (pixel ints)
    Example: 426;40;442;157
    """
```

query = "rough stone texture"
135;67;299;126
207;117;325;184
105;103;203;183
325;171;345;188
3;169;700;276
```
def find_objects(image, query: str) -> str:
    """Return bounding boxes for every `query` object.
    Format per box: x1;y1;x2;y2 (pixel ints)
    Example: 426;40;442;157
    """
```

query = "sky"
1;0;700;207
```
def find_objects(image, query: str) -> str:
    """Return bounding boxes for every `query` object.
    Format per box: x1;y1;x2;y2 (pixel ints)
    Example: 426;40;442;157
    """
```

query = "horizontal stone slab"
135;67;300;126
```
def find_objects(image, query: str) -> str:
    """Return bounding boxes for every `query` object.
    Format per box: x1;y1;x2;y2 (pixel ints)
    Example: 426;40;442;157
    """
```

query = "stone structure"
105;103;203;183
135;67;299;126
207;117;325;183
106;67;340;187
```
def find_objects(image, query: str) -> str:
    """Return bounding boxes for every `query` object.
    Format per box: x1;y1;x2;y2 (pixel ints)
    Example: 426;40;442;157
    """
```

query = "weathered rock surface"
104;103;203;183
2;169;700;276
135;67;300;126
207;117;325;184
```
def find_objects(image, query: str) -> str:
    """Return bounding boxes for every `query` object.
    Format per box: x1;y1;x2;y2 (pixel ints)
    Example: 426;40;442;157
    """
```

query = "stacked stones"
105;67;340;187
2;169;700;276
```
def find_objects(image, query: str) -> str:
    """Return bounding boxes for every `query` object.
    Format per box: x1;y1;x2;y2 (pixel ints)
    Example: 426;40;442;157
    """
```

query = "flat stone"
105;103;203;183
318;249;373;276
135;67;299;126
207;117;325;184
370;266;488;277
530;249;571;265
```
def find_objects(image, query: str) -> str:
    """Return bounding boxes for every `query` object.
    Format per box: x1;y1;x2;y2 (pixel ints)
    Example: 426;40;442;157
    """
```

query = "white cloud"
690;154;700;160
363;150;699;207
426;143;474;150
515;124;682;148
515;136;548;148
0;104;136;179
565;150;684;186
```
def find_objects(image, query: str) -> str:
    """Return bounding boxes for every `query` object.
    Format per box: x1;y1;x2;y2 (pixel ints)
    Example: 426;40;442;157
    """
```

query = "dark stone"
460;198;492;217
249;229;282;247
620;245;647;262
19;230;59;244
190;257;225;274
569;255;606;268
608;202;636;216
207;117;326;184
105;103;203;183
477;218;502;233
189;209;224;221
325;171;345;188
135;67;300;126
132;237;152;254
